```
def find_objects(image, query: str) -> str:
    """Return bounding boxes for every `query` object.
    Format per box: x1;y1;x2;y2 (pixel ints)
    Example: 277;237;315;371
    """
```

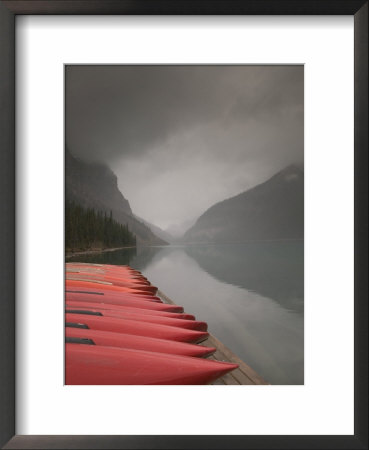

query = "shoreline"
65;246;136;259
66;238;304;258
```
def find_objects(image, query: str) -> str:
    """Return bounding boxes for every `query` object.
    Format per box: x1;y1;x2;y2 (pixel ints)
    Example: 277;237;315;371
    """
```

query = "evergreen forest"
65;200;136;250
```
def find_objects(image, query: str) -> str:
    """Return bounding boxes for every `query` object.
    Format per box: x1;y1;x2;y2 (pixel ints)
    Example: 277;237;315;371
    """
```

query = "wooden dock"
158;290;269;385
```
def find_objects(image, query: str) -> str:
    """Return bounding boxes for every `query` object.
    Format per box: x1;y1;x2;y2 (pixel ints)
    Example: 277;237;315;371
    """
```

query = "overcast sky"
66;65;303;230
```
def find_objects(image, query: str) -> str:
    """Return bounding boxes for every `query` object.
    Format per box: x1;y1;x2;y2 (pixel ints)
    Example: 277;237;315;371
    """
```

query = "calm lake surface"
68;241;304;385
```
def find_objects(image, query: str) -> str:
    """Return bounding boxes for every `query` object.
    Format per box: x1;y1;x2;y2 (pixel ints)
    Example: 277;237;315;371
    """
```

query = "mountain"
165;218;197;240
133;214;175;244
183;165;304;243
65;150;168;246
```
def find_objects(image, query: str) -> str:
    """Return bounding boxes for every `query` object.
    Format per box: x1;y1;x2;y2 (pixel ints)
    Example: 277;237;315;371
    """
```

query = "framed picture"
0;1;367;448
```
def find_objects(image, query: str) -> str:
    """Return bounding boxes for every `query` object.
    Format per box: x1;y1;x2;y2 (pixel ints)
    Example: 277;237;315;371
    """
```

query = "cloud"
66;65;303;229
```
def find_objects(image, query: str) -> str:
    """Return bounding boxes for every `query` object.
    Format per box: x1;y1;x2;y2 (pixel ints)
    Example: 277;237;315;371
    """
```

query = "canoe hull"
65;313;208;343
66;344;238;385
65;307;207;331
65;328;216;357
65;300;195;320
66;292;184;312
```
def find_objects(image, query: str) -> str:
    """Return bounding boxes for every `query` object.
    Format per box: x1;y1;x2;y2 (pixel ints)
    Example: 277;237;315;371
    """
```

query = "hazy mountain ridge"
132;214;175;244
183;165;304;243
165;218;197;239
65;150;168;246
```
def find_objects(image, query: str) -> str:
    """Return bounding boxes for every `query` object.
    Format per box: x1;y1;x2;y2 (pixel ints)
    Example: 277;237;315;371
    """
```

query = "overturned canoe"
66;291;184;312
66;313;209;343
66;279;157;295
66;289;161;302
67;263;144;276
66;300;195;320
66;271;150;285
65;307;207;331
65;327;216;357
66;343;238;385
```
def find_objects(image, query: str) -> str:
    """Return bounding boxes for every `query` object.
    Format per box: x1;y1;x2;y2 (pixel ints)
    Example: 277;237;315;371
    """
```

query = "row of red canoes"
65;262;238;384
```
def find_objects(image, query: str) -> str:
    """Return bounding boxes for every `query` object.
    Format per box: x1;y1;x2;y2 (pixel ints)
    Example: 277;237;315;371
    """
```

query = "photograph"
65;65;304;385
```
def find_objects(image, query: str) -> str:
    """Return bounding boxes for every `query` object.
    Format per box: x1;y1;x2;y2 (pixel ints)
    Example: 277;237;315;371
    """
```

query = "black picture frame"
0;1;367;449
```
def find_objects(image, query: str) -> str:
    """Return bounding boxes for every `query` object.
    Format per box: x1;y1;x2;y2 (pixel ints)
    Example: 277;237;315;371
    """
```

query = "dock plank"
206;334;269;385
205;343;255;385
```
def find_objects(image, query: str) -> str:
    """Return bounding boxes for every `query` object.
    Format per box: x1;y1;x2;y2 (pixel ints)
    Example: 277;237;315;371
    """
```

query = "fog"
66;65;303;230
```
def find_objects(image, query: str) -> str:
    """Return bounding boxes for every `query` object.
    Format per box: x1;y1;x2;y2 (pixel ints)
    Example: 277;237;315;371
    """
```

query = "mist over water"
68;241;304;385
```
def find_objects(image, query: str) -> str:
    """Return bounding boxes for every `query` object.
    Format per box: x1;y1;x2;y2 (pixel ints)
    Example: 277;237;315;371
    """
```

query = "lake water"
68;241;304;385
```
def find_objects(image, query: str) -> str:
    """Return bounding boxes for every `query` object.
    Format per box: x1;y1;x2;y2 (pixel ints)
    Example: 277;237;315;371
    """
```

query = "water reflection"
185;241;304;314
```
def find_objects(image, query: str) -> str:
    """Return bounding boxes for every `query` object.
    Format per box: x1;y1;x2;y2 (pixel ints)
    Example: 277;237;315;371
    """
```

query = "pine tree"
65;200;136;250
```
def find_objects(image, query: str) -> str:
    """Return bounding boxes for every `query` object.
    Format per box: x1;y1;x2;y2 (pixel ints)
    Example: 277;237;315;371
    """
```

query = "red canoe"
66;300;195;320
65;307;207;331
65;292;184;312
66;288;162;302
65;328;215;357
66;287;161;300
66;277;153;291
67;262;138;271
67;263;143;275
66;269;144;278
66;279;157;295
67;270;148;282
66;272;152;286
65;343;238;385
66;313;208;343
66;271;150;285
